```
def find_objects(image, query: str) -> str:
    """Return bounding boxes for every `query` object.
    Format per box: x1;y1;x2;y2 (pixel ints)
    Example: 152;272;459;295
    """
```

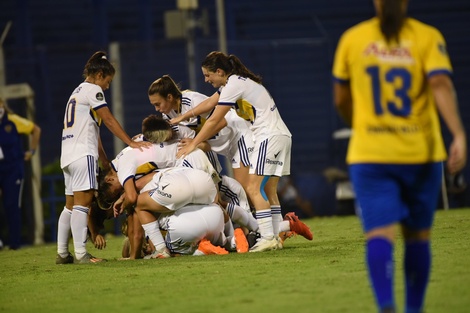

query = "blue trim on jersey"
349;162;442;232
427;69;452;78
332;76;350;84
86;155;97;189
238;135;251;167
94;103;108;110
122;175;135;187
256;139;268;175
218;102;236;106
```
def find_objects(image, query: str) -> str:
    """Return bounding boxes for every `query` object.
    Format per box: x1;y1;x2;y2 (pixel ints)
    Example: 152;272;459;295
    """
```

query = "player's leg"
135;191;171;258
400;162;441;313
68;156;104;263
2;166;23;250
350;163;404;312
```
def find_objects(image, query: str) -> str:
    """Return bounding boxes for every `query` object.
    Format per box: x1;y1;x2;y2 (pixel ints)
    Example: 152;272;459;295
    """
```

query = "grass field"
1;208;469;313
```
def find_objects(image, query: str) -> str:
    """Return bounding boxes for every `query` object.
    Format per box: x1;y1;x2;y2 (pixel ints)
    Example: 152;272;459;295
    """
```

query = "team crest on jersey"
96;92;104;101
438;43;447;55
4;125;12;133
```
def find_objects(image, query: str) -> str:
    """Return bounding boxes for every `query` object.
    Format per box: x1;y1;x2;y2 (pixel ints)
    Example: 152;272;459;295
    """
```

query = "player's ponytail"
202;51;262;84
379;0;407;44
148;75;183;99
83;51;115;79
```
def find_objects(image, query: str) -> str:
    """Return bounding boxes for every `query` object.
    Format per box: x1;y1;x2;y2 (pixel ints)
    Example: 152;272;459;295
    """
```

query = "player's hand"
176;141;197;159
113;194;125;217
169;115;185;125
447;134;467;174
129;140;152;151
24;150;34;161
94;234;107;250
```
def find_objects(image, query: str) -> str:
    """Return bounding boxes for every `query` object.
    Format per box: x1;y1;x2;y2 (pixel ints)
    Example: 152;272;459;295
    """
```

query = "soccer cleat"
284;212;313;240
249;236;279;252
275;235;284;249
197;239;229;255
246;231;261;249
234;228;249;253
55;253;74;264
145;247;172;259
76;253;107;264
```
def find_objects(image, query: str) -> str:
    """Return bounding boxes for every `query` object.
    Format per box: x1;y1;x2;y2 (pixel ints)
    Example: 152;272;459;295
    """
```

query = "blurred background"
0;0;468;245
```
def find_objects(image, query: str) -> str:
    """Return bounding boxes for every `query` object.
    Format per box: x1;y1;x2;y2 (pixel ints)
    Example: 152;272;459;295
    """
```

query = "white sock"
255;209;274;239
271;206;282;235
71;205;89;259
141;221;166;251
279;220;290;233
227;203;259;232
224;219;234;237
57;207;72;257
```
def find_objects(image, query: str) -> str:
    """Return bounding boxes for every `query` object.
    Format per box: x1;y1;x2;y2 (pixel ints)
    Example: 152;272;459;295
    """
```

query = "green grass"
1;208;469;313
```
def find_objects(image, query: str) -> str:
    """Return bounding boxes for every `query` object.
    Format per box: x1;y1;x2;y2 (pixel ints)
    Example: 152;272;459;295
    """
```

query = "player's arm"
429;73;467;174
24;123;41;161
176;104;231;158
170;92;220;124
333;81;353;127
96;106;151;151
121;177;138;213
97;136;111;170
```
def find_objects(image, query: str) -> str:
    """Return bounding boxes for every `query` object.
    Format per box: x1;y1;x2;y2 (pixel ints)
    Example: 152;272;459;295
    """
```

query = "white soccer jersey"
60;82;107;168
163;90;210;130
218;75;292;141
111;141;180;186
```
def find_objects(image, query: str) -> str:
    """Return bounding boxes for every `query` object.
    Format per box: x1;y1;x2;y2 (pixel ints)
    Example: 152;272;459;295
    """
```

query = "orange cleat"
284;212;313;240
234;228;249;253
198;239;229;255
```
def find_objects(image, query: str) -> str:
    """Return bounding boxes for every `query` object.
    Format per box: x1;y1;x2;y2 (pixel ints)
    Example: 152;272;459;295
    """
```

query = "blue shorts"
349;163;442;232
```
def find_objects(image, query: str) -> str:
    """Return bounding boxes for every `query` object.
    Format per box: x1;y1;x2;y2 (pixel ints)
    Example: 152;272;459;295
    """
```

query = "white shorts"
219;175;250;212
62;155;98;195
145;167;218;211
249;135;291;176
158;204;225;255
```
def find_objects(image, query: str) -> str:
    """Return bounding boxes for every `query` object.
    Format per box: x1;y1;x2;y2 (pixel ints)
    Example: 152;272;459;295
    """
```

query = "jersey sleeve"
116;149;137;186
9;114;35;134
422;27;453;77
332;31;352;83
218;76;244;105
87;85;108;110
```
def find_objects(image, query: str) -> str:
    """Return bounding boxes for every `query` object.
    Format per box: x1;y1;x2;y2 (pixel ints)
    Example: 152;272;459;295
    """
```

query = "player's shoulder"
341;17;378;39
405;17;442;37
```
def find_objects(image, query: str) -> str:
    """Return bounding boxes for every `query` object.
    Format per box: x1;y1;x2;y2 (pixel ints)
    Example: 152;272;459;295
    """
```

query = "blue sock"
366;238;395;311
405;241;431;313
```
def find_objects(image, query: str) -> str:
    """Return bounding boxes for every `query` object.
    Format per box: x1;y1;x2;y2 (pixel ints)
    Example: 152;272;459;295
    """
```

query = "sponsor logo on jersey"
364;42;413;62
161;183;170;190
274;151;281;158
62;134;74;140
266;159;283;166
96;92;104;101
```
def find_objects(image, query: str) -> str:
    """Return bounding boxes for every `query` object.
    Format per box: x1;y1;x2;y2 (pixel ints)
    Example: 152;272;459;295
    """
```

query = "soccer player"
0;98;41;250
148;75;255;193
56;51;151;264
176;51;298;252
98;114;218;258
332;1;467;312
